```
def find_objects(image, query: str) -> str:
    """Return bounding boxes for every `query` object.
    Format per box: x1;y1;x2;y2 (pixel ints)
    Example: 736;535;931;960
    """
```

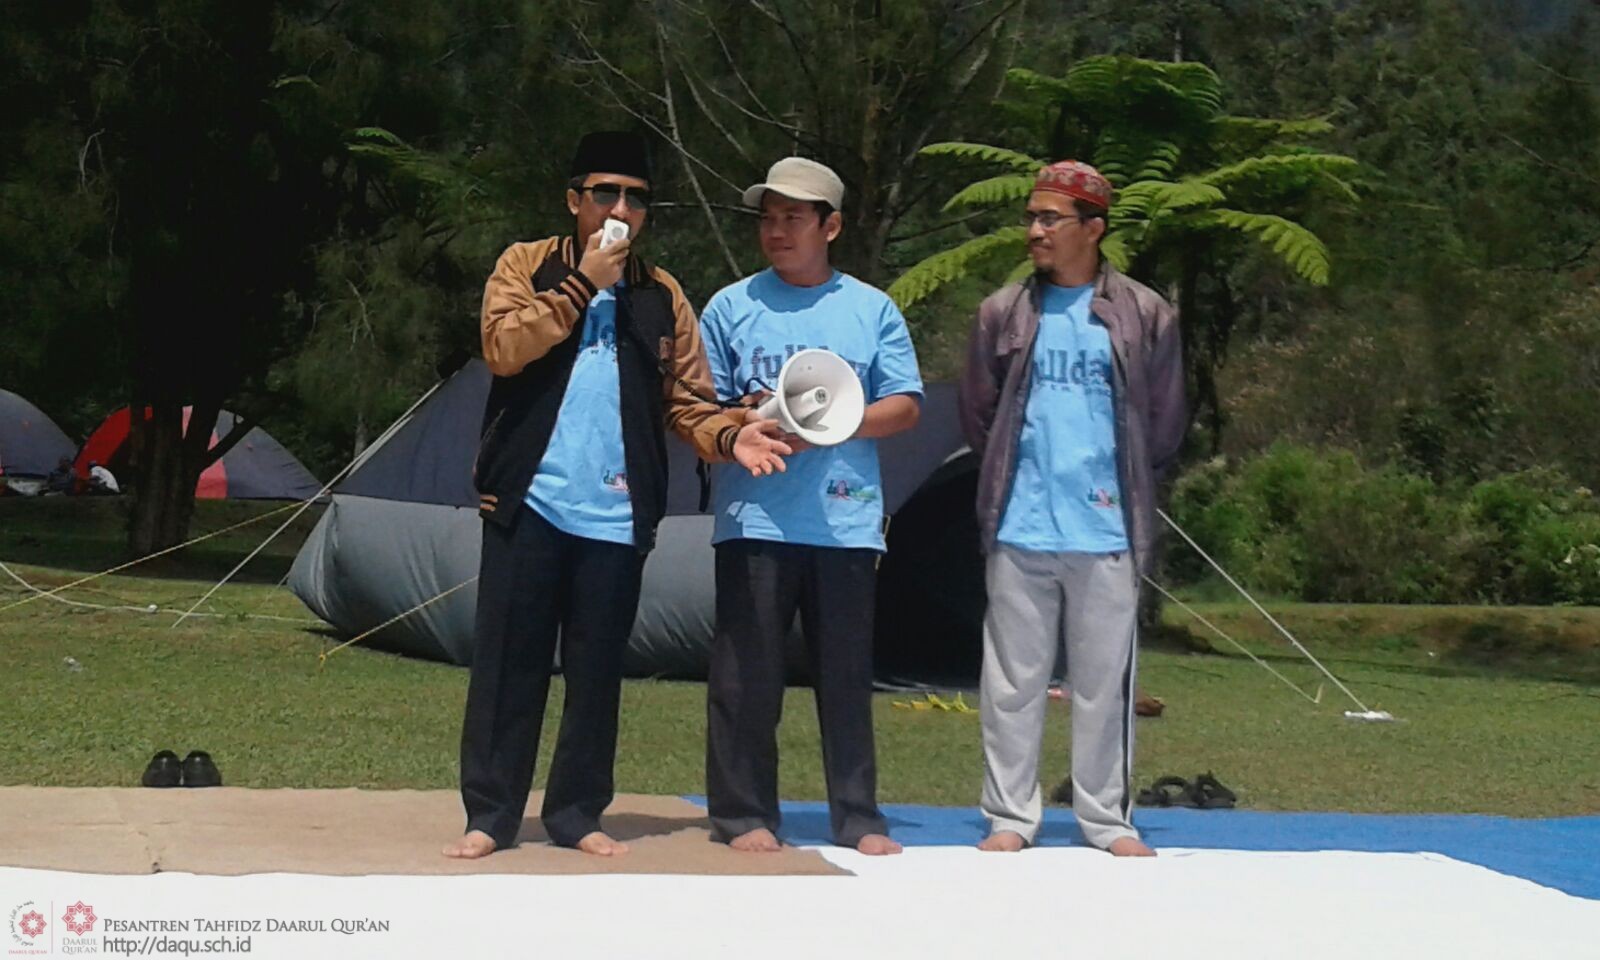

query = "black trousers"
459;506;643;849
706;539;888;847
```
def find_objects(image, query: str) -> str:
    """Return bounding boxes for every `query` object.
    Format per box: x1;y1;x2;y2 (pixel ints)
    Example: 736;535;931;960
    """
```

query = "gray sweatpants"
979;544;1140;849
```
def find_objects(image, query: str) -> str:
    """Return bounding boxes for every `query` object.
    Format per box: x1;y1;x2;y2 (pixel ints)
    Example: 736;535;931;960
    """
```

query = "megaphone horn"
752;349;865;447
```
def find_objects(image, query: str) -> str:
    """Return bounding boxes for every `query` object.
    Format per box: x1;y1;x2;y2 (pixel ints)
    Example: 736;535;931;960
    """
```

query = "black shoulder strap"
620;259;747;514
619;264;745;411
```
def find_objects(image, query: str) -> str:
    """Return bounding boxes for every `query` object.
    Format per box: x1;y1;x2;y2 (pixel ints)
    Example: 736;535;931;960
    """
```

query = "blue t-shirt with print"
524;283;633;545
700;269;923;551
997;282;1129;554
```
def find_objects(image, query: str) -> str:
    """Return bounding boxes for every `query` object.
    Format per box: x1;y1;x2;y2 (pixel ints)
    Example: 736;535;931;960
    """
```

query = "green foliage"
941;174;1038;212
1468;471;1600;605
892;55;1357;308
346;127;486;207
2;0;1596;588
1114;179;1227;218
1197;153;1360;202
887;227;1029;311
919;142;1042;173
1218;282;1600;493
1168;446;1600;605
1185;210;1332;285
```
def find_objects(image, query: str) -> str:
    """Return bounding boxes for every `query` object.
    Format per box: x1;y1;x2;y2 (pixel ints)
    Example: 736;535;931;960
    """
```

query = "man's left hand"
734;419;792;477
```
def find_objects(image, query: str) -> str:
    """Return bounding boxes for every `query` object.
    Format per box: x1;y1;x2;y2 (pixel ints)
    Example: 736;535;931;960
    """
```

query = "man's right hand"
578;229;630;291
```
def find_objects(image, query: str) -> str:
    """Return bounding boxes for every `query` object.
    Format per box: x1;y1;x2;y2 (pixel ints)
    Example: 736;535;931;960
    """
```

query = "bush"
1468;470;1600;605
1164;446;1600;605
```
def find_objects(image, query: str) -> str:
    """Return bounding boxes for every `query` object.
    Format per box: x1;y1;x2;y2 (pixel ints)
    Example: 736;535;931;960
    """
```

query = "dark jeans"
459;506;643;849
706;538;888;847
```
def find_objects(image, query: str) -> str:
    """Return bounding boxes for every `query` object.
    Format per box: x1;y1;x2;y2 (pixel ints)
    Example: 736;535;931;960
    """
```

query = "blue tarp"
685;797;1600;901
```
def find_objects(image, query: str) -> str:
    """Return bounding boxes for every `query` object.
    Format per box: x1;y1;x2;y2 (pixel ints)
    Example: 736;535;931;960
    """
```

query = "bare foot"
1107;836;1156;857
575;831;629;856
856;833;903;856
443;830;497;859
728;828;782;852
978;830;1027;852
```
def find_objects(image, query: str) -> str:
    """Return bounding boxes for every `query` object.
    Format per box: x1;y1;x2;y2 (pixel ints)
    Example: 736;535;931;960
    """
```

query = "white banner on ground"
3;847;1596;959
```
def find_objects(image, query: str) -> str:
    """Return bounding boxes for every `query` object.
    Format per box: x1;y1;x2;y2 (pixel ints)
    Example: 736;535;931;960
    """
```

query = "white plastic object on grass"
146;604;159;613
1344;710;1397;722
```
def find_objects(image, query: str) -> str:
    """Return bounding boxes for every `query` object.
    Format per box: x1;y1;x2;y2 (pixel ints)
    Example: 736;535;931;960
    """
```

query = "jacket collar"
1021;260;1122;319
1010;262;1134;371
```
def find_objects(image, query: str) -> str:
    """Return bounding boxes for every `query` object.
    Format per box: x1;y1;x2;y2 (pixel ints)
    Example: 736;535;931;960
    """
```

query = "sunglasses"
578;183;652;211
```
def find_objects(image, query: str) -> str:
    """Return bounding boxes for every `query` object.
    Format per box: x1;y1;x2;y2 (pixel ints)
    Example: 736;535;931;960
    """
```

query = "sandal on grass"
1188;771;1237;809
1135;775;1192;807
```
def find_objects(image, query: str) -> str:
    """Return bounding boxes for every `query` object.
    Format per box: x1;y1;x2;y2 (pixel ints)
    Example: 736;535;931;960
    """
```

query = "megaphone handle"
785;387;829;423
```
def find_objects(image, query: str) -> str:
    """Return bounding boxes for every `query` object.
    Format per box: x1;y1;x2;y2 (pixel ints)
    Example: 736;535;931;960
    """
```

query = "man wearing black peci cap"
446;131;791;859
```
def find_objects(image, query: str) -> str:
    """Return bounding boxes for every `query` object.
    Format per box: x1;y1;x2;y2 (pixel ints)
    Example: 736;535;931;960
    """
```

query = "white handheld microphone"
600;218;630;250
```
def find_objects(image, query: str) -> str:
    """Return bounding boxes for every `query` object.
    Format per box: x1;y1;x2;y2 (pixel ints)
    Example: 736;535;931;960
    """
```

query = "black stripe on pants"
459;506;643;850
706;538;888;847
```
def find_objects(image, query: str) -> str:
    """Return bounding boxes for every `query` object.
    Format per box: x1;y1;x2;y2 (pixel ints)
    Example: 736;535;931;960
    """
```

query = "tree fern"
919;142;1041;173
942;174;1037;211
1003;258;1037;285
1061;56;1123;109
1065;57;1221;128
1004;67;1071;105
1093;127;1182;185
887;227;1028;308
348;127;486;214
1099;228;1135;273
1114;179;1225;219
895;55;1354;306
1161;61;1225;117
1213;115;1335;148
1183;209;1333;285
1198;153;1359;202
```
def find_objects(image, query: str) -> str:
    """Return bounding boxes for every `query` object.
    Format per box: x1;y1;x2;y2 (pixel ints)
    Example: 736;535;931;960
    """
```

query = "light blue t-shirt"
700;269;923;551
524;283;633;545
997;282;1129;554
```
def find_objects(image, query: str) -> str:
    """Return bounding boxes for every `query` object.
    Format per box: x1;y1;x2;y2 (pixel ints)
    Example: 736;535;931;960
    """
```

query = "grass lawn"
3;497;1598;817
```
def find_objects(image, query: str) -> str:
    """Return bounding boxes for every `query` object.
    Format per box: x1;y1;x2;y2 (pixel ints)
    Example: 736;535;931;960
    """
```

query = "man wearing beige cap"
698;156;924;855
959;160;1186;857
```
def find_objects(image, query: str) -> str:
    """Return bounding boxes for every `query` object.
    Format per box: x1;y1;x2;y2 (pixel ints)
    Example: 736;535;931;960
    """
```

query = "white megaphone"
753;349;865;447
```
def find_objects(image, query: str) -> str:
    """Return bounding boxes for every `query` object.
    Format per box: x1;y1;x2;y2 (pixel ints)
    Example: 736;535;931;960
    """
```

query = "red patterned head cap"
1033;160;1113;210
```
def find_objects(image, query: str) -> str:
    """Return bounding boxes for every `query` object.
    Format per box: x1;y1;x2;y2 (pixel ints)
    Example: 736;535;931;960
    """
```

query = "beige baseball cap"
741;156;845;210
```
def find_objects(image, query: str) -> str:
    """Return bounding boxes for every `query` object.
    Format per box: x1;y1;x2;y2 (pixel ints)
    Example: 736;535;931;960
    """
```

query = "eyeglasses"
1020;210;1088;229
577;183;652;211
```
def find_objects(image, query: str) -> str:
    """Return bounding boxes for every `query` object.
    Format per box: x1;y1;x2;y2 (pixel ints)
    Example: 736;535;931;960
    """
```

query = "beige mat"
0;787;846;877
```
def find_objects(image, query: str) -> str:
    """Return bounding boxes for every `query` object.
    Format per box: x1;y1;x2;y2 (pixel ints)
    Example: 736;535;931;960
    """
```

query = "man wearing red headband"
959;160;1187;857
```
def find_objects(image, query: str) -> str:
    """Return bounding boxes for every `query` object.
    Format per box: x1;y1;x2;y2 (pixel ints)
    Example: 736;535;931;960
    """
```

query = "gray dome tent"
0;390;76;480
288;360;984;683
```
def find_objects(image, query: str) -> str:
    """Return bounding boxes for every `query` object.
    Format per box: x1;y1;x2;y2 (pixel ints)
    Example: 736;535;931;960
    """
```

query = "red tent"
74;407;321;500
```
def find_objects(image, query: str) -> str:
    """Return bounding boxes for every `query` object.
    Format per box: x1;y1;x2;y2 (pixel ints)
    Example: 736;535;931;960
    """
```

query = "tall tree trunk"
1175;250;1222;452
127;394;223;556
128;404;193;555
